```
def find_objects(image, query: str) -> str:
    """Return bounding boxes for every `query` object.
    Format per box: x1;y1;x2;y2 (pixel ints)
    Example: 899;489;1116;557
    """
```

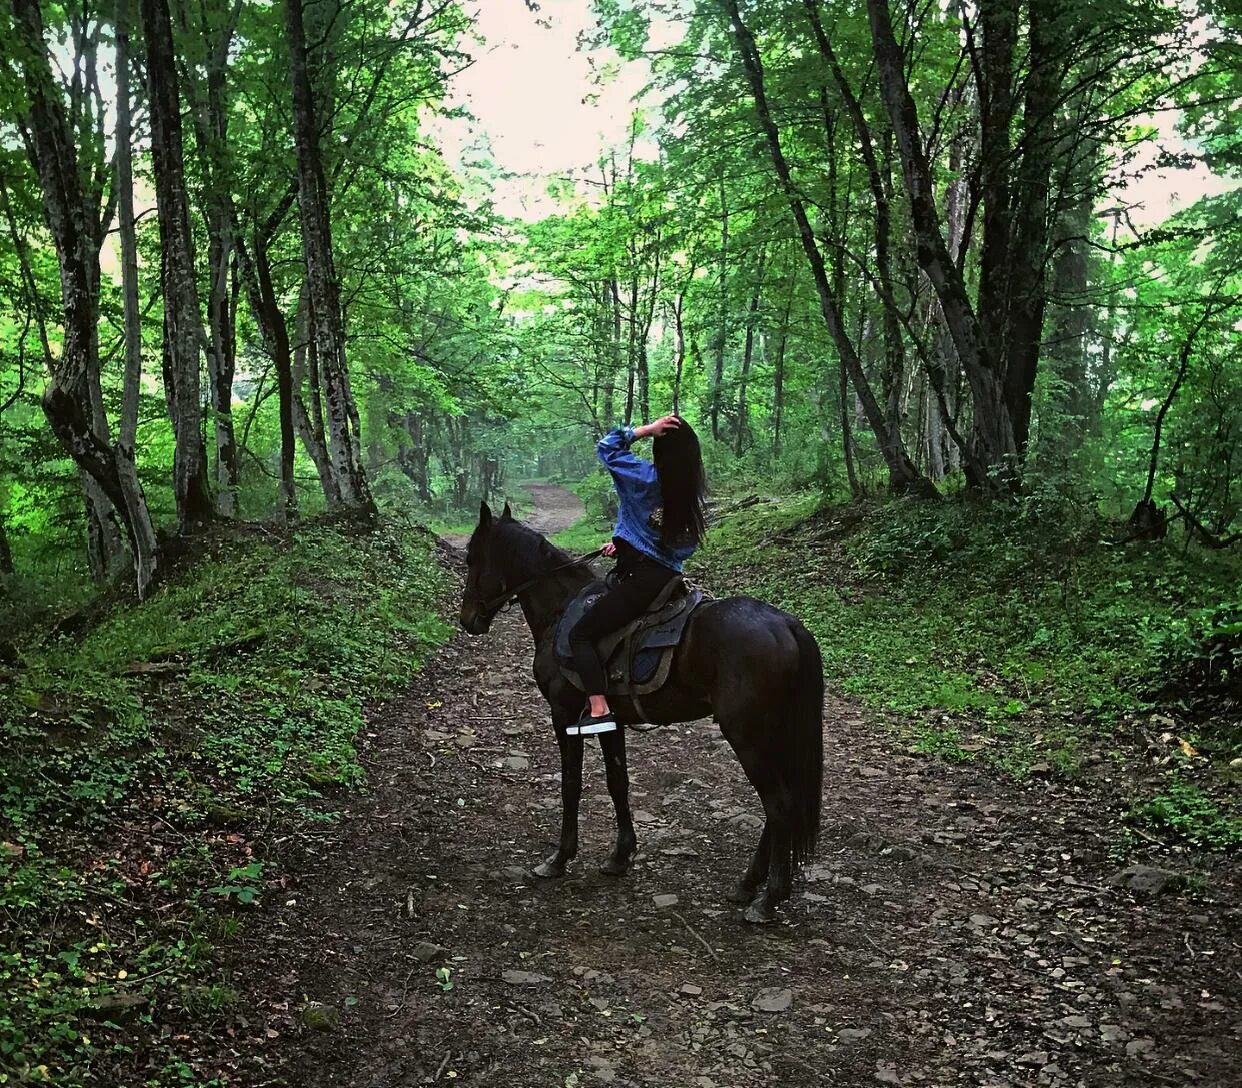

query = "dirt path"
230;485;1238;1088
442;483;586;551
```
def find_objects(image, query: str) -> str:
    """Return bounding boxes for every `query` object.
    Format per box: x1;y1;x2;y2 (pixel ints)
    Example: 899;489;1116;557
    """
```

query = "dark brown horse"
459;501;824;922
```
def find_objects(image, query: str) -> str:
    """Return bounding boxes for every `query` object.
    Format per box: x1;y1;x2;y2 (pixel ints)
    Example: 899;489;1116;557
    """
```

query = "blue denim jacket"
597;427;697;571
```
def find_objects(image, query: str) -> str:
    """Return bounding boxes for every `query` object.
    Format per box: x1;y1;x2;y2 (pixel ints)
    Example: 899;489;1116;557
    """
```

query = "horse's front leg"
532;723;584;879
598;728;637;876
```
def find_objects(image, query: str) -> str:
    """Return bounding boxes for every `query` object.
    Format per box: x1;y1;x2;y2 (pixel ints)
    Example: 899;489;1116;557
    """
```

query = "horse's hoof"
532;858;567;880
727;881;758;905
743;899;775;924
598;855;632;877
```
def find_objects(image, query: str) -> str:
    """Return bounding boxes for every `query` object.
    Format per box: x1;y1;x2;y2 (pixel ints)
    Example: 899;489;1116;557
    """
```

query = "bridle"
469;548;606;617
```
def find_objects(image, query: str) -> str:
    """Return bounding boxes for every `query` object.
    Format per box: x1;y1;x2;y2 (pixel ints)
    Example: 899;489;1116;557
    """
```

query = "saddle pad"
553;581;704;698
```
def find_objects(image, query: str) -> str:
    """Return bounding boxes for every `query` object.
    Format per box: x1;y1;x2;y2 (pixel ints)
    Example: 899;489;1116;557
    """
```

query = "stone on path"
652;893;679;908
300;1003;340;1032
751;987;793;1013
412;940;448;963
1110;864;1185;897
502;969;552;986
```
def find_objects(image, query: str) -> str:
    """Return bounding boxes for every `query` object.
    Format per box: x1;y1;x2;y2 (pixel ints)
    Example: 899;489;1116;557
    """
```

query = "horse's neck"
513;552;592;647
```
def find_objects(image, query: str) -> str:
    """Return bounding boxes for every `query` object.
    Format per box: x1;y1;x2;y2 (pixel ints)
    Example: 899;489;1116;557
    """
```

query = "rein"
482;548;605;614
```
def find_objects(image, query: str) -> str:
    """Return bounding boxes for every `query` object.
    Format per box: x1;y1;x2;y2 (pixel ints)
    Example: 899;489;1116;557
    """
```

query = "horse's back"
681;594;814;695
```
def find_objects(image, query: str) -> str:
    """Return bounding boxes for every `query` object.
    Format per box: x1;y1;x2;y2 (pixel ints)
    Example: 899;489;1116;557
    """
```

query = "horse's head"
459;499;514;634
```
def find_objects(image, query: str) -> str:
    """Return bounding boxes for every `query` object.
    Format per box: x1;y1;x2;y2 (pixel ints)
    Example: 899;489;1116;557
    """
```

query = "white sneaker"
567;714;618;736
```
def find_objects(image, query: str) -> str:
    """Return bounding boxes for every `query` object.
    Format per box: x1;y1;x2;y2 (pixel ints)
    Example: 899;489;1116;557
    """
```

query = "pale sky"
440;2;1237;229
438;1;654;219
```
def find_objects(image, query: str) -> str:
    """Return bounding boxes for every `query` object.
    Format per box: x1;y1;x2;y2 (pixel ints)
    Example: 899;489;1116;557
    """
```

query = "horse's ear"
479;500;493;528
501;501;513;521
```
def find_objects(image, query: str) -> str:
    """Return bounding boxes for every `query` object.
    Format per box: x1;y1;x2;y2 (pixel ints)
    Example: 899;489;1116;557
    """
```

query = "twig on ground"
433;1050;453;1081
671;909;719;962
856;929;886;953
510;1002;542;1025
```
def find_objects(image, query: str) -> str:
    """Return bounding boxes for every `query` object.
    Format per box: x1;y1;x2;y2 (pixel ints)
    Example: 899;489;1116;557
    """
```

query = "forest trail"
442;483;586;551
230;486;1238;1088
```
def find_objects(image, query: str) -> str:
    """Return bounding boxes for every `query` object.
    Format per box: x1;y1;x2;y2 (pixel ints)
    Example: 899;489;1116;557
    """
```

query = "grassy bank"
696;493;1241;852
1;520;449;1086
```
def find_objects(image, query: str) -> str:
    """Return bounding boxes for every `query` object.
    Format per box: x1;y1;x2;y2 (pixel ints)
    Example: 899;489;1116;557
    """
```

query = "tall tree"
722;0;931;493
114;0;160;591
175;0;245;516
141;0;214;527
286;0;375;514
9;0;160;595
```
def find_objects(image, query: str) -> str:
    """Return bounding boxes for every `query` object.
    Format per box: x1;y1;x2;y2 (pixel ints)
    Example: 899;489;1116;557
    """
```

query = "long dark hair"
653;418;708;547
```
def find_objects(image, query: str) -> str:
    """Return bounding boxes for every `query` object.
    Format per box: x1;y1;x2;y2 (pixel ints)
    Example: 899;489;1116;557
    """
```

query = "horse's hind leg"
726;825;771;904
751;829;794;923
598;729;637;876
725;739;793;923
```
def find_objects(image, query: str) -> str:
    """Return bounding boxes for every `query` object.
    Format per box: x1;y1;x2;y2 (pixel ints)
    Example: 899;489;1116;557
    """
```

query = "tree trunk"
975;0;1018;426
233;226;298;519
292;290;341;506
1001;0;1059;457
81;357;124;579
399;412;431;501
840;355;861;497
174;0;242;515
1042;197;1092;458
287;0;375;515
0;508;13;576
206;224;240;515
711;174;729;441
671;291;688;417
805;0;907;456
605;277;622;425
624;272;638;422
142;0;213;528
772;267;796;457
1138;303;1219;513
866;0;1017;481
13;0;160;596
725;0;929;493
736;246;766;456
636;223;662;424
116;0;144;463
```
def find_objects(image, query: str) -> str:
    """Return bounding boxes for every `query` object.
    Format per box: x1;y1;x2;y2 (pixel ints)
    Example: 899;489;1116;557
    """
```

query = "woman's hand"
635;415;680;440
601;541;617;557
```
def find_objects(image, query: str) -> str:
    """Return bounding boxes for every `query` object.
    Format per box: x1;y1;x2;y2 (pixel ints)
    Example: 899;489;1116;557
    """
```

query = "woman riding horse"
459;420;824;922
567;414;706;736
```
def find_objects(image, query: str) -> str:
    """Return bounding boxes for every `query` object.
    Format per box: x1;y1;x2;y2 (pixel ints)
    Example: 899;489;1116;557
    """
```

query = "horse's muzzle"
459;604;492;635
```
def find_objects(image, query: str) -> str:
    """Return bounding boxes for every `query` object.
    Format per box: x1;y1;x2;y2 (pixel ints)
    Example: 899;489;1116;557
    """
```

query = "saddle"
554;575;705;698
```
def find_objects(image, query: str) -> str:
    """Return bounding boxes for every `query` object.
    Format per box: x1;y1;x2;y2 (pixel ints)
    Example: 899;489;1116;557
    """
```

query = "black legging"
569;538;678;695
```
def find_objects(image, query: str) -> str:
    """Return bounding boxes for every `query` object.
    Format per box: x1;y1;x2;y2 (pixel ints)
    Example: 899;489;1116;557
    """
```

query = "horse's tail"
784;621;824;868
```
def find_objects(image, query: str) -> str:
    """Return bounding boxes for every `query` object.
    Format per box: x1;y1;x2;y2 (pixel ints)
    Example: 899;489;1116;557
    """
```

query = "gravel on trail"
227;485;1239;1088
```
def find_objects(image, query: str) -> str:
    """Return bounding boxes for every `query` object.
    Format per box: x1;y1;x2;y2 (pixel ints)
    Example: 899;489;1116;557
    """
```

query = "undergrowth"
698;492;1241;851
0;520;449;1086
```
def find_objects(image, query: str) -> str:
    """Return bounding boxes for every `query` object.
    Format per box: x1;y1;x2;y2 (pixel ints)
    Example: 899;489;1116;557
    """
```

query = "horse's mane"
494;518;575;579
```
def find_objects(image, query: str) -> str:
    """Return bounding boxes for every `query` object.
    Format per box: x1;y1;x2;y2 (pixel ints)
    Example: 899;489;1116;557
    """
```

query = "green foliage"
1131;775;1242;850
699;491;1242;777
1154;595;1242;694
0;520;449;1086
